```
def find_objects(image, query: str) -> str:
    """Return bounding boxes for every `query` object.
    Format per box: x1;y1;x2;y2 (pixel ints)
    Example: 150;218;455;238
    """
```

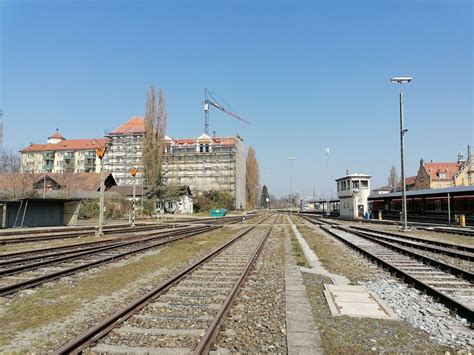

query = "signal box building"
336;173;371;219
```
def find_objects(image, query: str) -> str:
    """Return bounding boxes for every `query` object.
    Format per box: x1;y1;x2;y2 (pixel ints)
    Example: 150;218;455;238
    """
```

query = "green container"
210;209;227;217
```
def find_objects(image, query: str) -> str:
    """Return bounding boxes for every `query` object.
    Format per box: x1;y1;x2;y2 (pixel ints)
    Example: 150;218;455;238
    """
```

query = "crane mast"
203;88;250;135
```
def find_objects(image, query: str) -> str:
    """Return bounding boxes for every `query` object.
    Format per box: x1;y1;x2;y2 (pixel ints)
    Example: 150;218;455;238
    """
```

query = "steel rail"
53;213;274;354
350;226;474;254
0;226;221;297
336;226;473;282
348;228;474;261
320;226;474;324
0;224;170;245
0;225;213;276
0;215;248;245
194;224;274;354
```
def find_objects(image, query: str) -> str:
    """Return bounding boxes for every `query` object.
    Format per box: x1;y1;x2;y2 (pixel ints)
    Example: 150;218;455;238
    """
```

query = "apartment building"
20;131;108;173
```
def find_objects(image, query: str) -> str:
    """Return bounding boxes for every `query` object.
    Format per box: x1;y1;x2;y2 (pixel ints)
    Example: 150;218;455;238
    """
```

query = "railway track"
0;215;247;245
318;225;474;324
54;213;277;354
349;226;474;261
0;225;221;297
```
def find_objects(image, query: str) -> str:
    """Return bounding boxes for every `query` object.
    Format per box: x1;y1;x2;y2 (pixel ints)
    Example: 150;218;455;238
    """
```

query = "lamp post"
265;174;270;210
391;76;412;231
288;157;295;214
325;147;330;216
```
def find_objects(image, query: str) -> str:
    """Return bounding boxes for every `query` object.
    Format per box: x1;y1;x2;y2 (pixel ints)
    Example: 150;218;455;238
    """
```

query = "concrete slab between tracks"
323;284;398;319
285;232;323;354
288;215;349;285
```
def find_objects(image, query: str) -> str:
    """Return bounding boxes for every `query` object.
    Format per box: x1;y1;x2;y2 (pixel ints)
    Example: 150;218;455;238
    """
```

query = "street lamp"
391;76;412;231
325;147;330;216
288;157;295;214
265;174;270;209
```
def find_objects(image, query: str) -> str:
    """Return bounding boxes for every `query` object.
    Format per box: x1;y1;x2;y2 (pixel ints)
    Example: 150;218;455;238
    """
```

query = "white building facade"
336;173;371;219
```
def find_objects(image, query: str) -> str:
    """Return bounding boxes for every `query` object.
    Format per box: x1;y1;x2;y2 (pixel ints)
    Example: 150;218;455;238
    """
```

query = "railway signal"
94;140;108;237
129;167;138;227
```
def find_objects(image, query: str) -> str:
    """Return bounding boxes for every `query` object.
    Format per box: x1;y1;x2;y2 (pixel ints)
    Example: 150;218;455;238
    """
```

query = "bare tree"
0;149;21;173
245;146;260;209
143;86;168;188
388;165;399;190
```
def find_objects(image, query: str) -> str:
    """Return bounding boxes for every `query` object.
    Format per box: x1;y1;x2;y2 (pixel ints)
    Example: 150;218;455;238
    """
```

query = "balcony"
42;152;54;161
85;152;95;159
63;153;74;160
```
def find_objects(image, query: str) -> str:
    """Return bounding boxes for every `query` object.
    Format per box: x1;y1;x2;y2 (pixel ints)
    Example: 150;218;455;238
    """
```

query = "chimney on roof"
346;169;349;175
431;160;434;163
468;144;472;162
458;151;465;163
212;130;216;138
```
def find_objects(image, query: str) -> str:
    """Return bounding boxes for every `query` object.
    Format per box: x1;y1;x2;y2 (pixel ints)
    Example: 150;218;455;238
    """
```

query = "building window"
361;180;368;188
353;180;360;189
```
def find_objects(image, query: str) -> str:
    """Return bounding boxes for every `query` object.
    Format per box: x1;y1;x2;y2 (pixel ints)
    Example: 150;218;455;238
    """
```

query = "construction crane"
203;88;250;135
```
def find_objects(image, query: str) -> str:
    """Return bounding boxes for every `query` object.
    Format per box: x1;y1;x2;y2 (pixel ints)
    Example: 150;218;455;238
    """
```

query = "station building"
336;173;371;219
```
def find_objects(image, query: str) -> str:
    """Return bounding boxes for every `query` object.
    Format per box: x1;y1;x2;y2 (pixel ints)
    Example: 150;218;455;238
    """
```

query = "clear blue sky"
1;0;472;197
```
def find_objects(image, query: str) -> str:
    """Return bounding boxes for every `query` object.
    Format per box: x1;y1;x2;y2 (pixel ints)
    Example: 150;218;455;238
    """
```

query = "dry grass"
302;273;453;353
296;223;378;283
287;226;310;268
0;226;244;348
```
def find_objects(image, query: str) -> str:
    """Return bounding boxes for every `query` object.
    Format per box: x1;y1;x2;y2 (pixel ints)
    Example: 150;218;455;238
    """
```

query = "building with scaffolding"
163;133;246;210
103;117;145;186
103;117;246;209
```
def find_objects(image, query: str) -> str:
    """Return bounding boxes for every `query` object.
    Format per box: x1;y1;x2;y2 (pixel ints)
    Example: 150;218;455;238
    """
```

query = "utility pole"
288;157;295;215
129;167;138;227
326;147;330;216
391;77;412;232
95;144;108;237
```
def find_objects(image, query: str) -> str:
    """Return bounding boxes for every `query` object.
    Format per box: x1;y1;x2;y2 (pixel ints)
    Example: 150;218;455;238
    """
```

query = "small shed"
0;198;82;228
336;173;372;219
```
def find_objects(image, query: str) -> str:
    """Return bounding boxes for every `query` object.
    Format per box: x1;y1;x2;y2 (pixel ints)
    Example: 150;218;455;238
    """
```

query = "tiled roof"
0;173;37;192
37;173;115;192
48;132;65;140
405;176;416;185
109;116;145;135
20;138;110;153
423;162;461;181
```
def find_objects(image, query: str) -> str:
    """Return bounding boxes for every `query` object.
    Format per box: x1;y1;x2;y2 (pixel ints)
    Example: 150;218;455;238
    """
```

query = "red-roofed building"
414;160;461;190
20;130;109;174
